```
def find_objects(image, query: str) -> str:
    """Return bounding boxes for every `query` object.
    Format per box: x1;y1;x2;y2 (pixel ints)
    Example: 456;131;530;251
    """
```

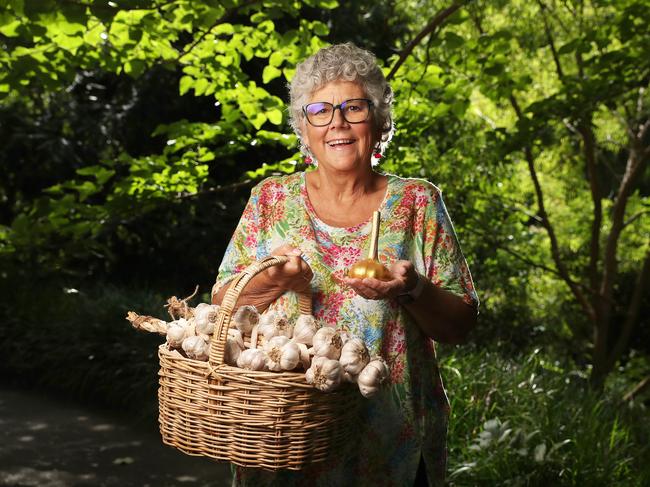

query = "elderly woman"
212;43;478;487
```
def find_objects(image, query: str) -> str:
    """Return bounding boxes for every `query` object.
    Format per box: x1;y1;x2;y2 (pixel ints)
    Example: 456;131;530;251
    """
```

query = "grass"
1;279;648;485
440;346;650;486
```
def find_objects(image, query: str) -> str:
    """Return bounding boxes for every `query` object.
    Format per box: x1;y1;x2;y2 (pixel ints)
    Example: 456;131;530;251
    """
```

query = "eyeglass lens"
304;99;371;126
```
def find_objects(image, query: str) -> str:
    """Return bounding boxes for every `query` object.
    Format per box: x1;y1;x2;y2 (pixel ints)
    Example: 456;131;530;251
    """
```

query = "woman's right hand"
266;244;313;293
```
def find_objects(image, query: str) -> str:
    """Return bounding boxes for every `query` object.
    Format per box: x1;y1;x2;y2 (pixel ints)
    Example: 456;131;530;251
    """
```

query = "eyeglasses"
302;98;374;127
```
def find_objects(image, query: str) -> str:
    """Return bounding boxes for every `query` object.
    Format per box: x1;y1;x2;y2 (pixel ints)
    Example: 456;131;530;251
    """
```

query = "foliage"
1;0;648;391
441;346;650;486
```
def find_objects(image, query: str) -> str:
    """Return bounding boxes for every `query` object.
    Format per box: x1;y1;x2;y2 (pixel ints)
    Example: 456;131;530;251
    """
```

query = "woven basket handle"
210;255;312;367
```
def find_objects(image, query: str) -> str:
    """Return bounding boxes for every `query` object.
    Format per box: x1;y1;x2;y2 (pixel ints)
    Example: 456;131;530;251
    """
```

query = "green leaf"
266;108;283;125
262;65;282;84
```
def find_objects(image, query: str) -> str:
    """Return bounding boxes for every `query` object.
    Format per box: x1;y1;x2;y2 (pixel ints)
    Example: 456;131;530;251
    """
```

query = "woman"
212;42;478;487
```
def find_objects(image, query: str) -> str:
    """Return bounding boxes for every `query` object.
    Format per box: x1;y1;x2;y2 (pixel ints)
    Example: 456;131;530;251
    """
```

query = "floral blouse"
213;171;478;487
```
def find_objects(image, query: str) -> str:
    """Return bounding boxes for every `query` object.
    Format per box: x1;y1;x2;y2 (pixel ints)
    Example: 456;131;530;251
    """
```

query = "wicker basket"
157;255;358;470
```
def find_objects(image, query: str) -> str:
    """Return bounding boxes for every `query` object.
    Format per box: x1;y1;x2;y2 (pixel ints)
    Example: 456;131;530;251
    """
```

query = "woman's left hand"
342;260;419;300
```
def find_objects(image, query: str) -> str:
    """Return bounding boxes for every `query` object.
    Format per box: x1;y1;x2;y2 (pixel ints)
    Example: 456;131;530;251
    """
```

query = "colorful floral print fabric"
214;171;478;487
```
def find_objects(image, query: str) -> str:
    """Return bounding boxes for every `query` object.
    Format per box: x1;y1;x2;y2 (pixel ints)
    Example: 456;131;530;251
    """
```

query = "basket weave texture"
158;255;358;471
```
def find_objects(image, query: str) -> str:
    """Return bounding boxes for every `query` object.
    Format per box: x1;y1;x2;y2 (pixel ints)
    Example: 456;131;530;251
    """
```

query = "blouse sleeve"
420;186;479;308
211;183;267;298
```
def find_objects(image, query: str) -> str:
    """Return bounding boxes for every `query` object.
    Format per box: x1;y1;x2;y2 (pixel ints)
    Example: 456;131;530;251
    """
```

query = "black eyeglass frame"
302;98;374;127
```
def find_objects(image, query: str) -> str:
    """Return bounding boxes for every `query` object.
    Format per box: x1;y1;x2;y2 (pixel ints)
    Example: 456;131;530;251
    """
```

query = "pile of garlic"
144;300;389;398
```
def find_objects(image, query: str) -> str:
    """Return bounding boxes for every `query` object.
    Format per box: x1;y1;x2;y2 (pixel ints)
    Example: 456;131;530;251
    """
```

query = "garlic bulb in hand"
232;305;260;335
237;348;268;371
166;318;192;349
292;314;318;346
357;357;389;398
305;356;343;392
193;304;220;335
182;335;210;361
312;327;343;360
339;337;370;376
258;311;293;340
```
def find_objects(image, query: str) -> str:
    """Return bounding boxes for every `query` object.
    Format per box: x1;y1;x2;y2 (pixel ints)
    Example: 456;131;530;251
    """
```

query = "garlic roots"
232;305;260;335
305;356;343;392
258;311;293;340
312;327;343;360
193;304;220;335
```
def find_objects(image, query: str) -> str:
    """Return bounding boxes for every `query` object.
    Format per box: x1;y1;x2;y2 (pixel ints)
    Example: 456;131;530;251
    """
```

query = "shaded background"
1;0;649;485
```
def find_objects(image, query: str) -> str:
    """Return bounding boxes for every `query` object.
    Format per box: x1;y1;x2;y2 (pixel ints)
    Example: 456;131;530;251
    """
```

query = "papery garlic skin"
166;318;191;349
305;356;343;392
224;337;243;366
182;335;210;361
279;341;301;371
237;348;268;371
232;305;260;335
312;327;343;360
339;337;370;376
292;314;318;346
296;343;312;370
357;357;389;398
193;304;220;335
258;311;293;340
264;336;291;371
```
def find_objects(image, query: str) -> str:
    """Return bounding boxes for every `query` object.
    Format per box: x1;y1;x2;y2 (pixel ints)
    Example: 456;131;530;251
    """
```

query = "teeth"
327;139;354;146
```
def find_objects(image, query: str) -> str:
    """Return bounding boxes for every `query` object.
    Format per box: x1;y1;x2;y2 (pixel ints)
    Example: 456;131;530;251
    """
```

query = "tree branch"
386;1;468;81
622;375;650;403
509;94;597;323
537;0;564;80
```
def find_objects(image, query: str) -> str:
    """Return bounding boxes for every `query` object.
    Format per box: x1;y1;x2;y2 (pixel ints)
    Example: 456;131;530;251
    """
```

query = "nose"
329;106;350;128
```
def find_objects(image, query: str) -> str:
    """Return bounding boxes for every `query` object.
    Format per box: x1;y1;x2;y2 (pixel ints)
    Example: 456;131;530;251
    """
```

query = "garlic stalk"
292;314;318;346
193;304;220;335
182;335;210;361
312;327;343;360
339;337;370;376
305;356;343;392
258;311;293;340
232;305;260;335
357;357;389;398
237;348;268;371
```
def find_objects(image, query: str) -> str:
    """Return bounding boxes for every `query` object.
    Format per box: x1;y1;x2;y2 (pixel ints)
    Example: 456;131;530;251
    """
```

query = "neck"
309;166;378;203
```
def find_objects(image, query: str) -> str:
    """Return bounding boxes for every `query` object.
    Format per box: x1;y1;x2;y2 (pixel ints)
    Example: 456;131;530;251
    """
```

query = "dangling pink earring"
304;155;313;165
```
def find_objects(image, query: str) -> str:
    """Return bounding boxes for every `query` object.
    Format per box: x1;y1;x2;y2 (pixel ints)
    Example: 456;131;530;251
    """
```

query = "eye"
306;103;331;115
344;100;363;112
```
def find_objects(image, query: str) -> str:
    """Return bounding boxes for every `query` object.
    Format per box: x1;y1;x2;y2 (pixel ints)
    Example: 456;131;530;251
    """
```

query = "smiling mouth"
327;139;355;147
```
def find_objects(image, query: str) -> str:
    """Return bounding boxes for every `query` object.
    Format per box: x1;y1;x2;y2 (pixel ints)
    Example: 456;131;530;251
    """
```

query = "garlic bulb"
357;357;389;398
292;314;318;346
296;343;312;370
232;305;260;335
237;348;268;371
305;356;342;392
166;318;192;349
339;337;370;376
224;337;244;366
258;311;293;340
193;304;220;335
312;327;343;360
264;336;300;371
182;335;210;361
227;328;245;349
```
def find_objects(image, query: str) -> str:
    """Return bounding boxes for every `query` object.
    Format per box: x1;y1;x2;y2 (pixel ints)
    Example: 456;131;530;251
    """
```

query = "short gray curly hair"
288;43;394;157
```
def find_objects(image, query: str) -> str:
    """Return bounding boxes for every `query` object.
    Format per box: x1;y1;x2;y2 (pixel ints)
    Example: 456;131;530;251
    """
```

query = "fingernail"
290;248;302;256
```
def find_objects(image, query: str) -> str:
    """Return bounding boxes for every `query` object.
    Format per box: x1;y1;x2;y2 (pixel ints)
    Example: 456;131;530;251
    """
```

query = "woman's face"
302;80;379;173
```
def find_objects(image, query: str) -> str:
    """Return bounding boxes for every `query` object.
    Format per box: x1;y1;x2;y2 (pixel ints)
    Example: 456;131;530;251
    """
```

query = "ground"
0;386;231;487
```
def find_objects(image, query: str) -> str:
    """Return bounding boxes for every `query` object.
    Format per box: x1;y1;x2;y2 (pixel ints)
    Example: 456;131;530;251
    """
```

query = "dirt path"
0;387;231;487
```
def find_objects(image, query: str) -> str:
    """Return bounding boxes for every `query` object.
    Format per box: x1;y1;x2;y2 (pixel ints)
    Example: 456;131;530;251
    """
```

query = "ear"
301;120;311;150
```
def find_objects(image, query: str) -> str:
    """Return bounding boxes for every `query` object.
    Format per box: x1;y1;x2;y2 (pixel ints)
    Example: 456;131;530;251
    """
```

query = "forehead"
308;80;366;103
